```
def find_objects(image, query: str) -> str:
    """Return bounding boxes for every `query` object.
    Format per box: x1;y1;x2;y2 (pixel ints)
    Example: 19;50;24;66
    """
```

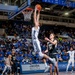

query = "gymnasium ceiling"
0;0;75;20
32;0;75;18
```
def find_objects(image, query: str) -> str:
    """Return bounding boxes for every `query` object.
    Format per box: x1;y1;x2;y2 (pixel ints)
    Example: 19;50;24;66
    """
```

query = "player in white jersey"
32;5;57;71
2;54;12;75
66;47;75;73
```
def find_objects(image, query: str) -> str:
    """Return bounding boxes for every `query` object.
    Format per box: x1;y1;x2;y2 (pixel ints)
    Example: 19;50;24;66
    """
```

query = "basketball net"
22;8;33;21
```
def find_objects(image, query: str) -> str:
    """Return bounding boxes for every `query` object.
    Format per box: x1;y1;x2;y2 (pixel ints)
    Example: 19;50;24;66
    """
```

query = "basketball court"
21;72;75;75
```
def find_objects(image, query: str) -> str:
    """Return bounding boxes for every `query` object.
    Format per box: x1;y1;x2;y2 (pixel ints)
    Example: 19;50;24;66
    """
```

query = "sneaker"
1;73;4;75
71;70;73;73
44;66;50;72
66;70;68;73
5;73;7;75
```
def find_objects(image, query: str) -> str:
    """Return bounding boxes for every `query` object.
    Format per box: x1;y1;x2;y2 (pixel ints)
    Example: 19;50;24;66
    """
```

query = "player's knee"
39;52;44;56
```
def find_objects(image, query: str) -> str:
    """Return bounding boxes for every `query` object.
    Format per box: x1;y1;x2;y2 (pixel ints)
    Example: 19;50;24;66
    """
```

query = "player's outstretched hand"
35;5;37;11
45;37;49;41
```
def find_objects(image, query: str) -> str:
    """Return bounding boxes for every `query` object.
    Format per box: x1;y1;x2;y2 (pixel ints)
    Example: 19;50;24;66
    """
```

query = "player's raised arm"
36;10;40;25
45;37;57;45
34;6;40;28
34;7;37;27
44;42;48;53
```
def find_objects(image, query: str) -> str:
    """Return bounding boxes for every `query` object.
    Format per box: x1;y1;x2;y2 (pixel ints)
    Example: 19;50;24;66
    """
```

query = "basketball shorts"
33;40;44;59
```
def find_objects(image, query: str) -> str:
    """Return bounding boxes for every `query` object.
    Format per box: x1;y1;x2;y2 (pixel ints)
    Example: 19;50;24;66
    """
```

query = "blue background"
42;0;75;8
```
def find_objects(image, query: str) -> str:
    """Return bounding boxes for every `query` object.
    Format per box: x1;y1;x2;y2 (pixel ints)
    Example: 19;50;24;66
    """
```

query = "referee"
45;33;59;75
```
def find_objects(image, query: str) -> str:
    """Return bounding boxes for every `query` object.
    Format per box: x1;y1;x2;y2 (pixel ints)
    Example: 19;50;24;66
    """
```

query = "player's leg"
7;66;11;75
2;65;8;75
54;61;59;75
38;52;50;72
38;51;57;73
33;41;37;53
36;40;56;66
43;54;56;66
34;40;51;72
35;41;56;66
39;52;49;66
52;55;59;75
50;64;53;75
9;66;11;75
66;59;71;72
35;41;49;67
43;58;48;67
33;41;50;72
43;58;50;72
71;59;74;73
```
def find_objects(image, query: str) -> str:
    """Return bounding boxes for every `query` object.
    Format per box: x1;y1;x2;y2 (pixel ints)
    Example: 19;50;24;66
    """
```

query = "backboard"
0;0;33;19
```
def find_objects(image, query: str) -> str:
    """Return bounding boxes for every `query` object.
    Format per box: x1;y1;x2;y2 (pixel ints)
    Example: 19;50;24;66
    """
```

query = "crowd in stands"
0;20;75;73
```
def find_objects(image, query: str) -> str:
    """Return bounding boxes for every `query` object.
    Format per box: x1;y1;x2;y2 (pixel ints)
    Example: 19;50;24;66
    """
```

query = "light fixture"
45;8;50;10
5;3;8;6
64;12;69;16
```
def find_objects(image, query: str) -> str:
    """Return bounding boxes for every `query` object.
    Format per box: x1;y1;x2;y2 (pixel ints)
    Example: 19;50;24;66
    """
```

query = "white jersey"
32;26;40;40
67;51;75;60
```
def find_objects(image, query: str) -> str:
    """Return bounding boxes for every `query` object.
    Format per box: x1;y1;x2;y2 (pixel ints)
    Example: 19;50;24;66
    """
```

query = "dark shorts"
11;64;17;73
48;54;57;64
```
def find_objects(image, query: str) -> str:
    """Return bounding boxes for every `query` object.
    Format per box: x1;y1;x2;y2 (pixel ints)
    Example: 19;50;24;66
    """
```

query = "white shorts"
68;59;74;66
38;52;44;59
33;39;44;59
33;39;41;52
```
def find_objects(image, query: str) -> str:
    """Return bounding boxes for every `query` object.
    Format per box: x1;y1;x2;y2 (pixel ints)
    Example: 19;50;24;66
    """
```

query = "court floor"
21;72;75;75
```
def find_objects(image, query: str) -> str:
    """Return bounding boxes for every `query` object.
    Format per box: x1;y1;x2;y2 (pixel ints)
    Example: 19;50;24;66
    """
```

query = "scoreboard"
42;0;75;8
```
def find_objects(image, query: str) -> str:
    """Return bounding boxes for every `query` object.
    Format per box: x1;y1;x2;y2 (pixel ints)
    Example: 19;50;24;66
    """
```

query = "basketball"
36;4;42;11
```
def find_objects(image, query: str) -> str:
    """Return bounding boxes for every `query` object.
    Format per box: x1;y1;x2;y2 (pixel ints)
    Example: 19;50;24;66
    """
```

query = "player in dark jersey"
45;33;59;75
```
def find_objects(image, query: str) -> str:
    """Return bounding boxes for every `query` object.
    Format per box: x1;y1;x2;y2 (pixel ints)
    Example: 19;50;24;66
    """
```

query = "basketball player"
2;54;12;75
11;50;17;75
45;33;59;75
32;5;56;71
66;46;75;73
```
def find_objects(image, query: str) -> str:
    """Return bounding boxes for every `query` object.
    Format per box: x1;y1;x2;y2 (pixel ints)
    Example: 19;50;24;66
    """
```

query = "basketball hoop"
26;7;33;11
22;7;33;21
